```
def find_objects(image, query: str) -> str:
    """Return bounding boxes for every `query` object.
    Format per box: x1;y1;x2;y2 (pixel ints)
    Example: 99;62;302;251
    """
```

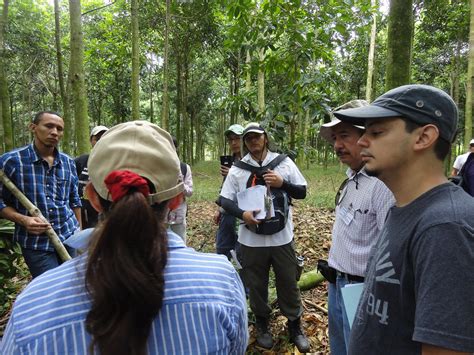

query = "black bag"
317;259;337;284
234;154;289;235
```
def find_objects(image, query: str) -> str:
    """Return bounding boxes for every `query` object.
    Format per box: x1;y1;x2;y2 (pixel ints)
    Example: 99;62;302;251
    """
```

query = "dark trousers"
22;246;76;278
240;241;302;321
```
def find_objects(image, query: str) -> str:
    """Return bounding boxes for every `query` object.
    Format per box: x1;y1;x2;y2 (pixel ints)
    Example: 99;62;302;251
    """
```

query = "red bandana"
104;170;150;202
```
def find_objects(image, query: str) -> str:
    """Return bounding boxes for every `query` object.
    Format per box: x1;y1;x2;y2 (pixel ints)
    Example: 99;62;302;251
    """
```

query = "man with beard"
334;84;474;354
0;111;81;278
319;100;394;355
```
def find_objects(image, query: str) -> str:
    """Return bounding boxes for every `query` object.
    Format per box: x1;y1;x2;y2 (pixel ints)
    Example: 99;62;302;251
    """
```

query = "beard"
364;166;380;177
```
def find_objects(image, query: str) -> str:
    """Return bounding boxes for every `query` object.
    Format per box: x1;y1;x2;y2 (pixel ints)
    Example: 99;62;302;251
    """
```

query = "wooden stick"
0;169;71;261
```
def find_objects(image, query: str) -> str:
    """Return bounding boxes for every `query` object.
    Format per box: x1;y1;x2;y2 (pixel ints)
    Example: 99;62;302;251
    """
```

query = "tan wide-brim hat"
88;120;184;204
319;99;368;144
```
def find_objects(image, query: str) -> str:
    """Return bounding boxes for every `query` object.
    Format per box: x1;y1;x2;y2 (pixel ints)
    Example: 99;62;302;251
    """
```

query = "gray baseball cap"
333;84;458;142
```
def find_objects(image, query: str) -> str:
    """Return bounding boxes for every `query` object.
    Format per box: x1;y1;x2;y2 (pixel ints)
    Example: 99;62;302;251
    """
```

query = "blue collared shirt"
0;144;81;251
0;232;249;354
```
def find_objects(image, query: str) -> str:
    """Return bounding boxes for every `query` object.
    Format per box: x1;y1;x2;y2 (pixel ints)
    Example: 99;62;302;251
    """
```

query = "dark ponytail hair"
85;187;168;355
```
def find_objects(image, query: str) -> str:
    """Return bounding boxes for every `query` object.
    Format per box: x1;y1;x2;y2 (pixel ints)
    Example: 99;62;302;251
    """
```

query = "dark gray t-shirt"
349;183;474;354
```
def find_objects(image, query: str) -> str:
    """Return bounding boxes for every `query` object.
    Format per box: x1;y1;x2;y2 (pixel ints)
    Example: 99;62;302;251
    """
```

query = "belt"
336;270;364;283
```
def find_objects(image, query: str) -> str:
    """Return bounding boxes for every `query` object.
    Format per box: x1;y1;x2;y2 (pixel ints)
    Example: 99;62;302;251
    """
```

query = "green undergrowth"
189;159;346;208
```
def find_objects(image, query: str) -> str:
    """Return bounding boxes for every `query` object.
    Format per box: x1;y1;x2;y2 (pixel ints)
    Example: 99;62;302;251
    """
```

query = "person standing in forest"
319;100;394;355
451;138;474;176
167;136;193;242
75;125;109;229
0;120;248;354
219;122;310;352
334;84;474;354
213;124;244;259
0;111;81;278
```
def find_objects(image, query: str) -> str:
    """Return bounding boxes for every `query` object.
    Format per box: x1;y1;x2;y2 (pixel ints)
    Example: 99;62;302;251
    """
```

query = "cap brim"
319;118;365;144
243;128;265;136
225;129;241;136
333;105;401;126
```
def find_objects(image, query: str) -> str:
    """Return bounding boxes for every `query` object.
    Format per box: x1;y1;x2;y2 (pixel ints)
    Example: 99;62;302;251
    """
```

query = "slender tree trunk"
161;0;170;130
366;0;377;102
257;48;265;116
175;55;182;154
69;0;89;155
131;0;140;120
54;0;71;155
385;0;413;90
465;0;474;146
0;0;12;153
149;64;154;123
245;49;251;92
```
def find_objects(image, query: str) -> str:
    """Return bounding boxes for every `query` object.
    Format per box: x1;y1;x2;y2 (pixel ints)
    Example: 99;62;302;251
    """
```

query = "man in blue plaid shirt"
0;111;81;278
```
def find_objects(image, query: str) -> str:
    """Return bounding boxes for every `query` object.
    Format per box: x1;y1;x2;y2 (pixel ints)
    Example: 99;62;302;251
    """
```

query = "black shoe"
288;318;310;353
255;316;273;349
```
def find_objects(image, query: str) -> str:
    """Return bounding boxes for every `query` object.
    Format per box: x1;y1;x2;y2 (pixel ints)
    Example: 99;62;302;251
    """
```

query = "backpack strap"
233;154;288;175
180;162;188;178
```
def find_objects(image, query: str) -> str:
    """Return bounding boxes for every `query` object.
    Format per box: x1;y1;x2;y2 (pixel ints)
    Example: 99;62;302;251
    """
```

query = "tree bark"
385;0;413;90
131;0;140;121
257;48;265;116
0;0;12;153
69;0;89;155
161;0;170;130
366;0;377;102
54;0;71;155
465;0;474;146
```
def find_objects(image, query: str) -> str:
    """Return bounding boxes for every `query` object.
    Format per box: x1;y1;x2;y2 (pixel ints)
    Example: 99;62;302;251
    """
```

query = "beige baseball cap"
88;120;184;204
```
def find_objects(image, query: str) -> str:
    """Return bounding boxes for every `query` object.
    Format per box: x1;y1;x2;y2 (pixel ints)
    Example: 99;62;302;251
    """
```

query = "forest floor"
187;200;334;354
1;200;335;354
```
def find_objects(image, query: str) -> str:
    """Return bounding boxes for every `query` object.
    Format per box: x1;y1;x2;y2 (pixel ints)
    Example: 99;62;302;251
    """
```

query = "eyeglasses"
335;178;349;206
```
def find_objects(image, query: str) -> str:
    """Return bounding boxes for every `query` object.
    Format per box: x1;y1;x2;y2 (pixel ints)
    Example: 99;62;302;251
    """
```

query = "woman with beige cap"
1;121;248;355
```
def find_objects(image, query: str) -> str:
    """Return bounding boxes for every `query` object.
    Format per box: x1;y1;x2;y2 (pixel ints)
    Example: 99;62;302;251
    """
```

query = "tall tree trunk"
465;0;474;146
131;0;140;121
161;0;170;130
0;0;12;153
69;0;89;155
175;55;182;154
245;49;251;92
54;0;71;155
366;0;377;102
385;0;413;90
257;48;265;116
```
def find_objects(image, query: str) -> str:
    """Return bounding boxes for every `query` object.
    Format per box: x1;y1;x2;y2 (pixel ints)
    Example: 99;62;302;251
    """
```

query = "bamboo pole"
0;169;71;261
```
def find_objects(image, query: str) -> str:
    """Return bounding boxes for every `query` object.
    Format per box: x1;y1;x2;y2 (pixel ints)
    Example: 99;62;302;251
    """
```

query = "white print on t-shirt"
356;234;400;327
375;239;400;285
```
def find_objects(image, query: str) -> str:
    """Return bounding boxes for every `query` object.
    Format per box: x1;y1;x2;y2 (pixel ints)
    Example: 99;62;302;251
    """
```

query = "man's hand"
263;169;283;188
213;210;221;225
22;216;51;235
220;165;230;177
242;210;261;226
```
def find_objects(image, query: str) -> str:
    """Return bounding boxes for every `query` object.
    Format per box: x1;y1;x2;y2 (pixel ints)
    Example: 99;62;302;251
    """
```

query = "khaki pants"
240;241;302;321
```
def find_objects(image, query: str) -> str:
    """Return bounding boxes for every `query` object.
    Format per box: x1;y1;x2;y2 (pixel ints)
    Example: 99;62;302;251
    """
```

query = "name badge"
337;205;354;225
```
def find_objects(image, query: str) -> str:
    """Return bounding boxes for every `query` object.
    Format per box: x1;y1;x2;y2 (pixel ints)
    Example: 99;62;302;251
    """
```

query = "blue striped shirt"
0;232;248;354
0;144;81;251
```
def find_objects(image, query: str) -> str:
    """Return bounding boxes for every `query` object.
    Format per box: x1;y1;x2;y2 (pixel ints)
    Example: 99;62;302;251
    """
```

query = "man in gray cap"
334;84;474;354
319;100;394;355
75;125;109;229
